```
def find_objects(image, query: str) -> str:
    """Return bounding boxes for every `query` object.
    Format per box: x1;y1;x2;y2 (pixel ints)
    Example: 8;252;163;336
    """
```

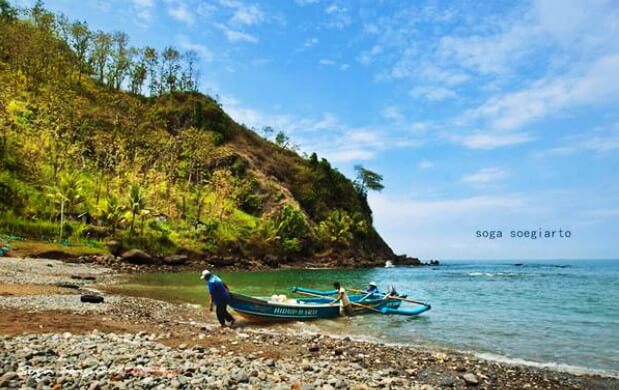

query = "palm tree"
101;195;125;234
46;172;84;241
127;184;146;235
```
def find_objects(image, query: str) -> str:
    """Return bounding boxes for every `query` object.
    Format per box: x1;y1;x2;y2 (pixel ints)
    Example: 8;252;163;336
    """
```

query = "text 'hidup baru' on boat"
227;285;431;322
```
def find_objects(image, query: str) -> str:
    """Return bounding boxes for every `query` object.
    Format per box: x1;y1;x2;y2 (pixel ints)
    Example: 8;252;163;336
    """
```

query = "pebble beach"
1;257;618;389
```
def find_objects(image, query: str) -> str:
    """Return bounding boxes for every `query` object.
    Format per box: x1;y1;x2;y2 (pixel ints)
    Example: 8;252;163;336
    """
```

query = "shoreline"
1;257;618;389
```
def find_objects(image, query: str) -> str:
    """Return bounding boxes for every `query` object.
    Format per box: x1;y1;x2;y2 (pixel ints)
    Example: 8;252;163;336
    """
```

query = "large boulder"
120;249;154;265
393;255;422;266
106;240;123;256
162;254;189;266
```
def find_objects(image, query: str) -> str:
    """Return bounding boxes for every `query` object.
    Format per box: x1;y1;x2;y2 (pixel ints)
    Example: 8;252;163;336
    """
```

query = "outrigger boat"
228;287;431;322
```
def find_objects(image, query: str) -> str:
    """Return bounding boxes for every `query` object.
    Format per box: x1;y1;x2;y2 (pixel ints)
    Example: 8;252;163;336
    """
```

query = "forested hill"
0;2;405;267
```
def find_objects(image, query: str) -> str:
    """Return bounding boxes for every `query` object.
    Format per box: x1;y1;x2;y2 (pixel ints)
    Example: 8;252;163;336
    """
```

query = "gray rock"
120;249;153;265
106;240;123;256
439;375;456;387
463;373;479;386
26;376;37;388
162;254;189;266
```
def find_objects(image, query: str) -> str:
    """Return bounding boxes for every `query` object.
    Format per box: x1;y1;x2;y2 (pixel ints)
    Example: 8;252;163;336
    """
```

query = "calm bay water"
114;260;619;376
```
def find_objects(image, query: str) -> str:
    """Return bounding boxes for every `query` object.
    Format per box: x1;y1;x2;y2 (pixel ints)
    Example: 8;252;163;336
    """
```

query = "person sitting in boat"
364;281;379;294
200;270;235;328
387;284;399;296
332;281;353;315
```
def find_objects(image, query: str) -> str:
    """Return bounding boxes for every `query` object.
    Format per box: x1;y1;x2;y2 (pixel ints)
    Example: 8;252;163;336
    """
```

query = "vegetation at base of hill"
0;1;395;262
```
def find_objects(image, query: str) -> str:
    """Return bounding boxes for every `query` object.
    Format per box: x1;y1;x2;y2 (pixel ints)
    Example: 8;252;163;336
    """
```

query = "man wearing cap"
200;270;235;328
364;281;379;294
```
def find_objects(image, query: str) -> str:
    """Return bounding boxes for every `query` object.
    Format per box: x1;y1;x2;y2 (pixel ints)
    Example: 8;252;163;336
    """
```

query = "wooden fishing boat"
228;292;341;321
228;287;431;321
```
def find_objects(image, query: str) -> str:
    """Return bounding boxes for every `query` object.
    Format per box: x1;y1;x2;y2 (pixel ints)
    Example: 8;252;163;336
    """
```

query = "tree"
0;0;18;22
107;31;130;89
143;46;158;96
129;48;147;94
46;172;85;241
68;20;92;83
275;131;290;148
209;168;236;221
90;31;112;84
127;184;146;235
160;46;180;93
101;195;125;234
318;209;354;247
354;165;384;196
181;50;199;92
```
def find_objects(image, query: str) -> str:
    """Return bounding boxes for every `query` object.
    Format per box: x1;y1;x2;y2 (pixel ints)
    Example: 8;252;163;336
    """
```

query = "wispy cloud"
410;86;456;102
446;131;533;149
324;3;351;29
220;95;423;163
177;34;212;62
219;0;266;26
168;1;195;26
461;167;508;185
417;160;434;169
223;28;258;43
132;0;155;27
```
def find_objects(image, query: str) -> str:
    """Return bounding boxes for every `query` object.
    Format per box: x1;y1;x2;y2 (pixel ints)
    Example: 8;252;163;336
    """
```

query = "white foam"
475;352;619;378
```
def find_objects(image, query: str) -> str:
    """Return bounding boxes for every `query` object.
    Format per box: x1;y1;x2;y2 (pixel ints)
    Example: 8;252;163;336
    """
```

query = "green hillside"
0;2;397;265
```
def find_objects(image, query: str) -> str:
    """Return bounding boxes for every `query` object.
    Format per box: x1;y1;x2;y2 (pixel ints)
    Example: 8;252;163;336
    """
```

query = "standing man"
200;270;235;328
332;281;353;316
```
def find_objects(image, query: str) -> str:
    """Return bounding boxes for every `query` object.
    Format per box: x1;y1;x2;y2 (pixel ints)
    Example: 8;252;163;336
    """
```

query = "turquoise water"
116;260;619;376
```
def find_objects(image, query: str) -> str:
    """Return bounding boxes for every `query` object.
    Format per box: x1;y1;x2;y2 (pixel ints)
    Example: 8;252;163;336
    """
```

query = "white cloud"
461;167;508;185
319;59;336;66
339;63;350;71
223;28;258;43
410;86;456;101
358;45;383;66
324;3;351;29
304;37;318;48
219;0;266;26
381;106;404;123
220;96;423;164
369;193;529;221
168;1;195;25
543;122;619;156
230;4;264;25
447;131;533;149
417;160;433;169
177;34;212;62
132;0;155;26
460;54;619;132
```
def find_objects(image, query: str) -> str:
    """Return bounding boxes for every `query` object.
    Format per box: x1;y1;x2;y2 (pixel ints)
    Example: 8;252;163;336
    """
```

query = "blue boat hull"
228;293;341;321
228;291;413;321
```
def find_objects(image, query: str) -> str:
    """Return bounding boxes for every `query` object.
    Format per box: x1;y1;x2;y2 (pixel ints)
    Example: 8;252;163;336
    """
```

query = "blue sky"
23;0;619;259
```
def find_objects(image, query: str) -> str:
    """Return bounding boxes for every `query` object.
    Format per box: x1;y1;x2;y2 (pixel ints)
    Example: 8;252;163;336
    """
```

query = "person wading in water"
200;270;235;328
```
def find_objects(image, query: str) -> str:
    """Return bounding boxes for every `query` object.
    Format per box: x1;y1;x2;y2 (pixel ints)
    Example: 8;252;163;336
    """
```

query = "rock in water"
120;249;153;265
463;373;479;386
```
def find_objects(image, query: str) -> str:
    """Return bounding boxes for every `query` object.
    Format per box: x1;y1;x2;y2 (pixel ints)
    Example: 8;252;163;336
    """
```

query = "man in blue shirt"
201;270;235;328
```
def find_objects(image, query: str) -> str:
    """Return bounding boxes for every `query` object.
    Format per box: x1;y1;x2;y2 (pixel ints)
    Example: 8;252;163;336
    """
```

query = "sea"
115;259;619;377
